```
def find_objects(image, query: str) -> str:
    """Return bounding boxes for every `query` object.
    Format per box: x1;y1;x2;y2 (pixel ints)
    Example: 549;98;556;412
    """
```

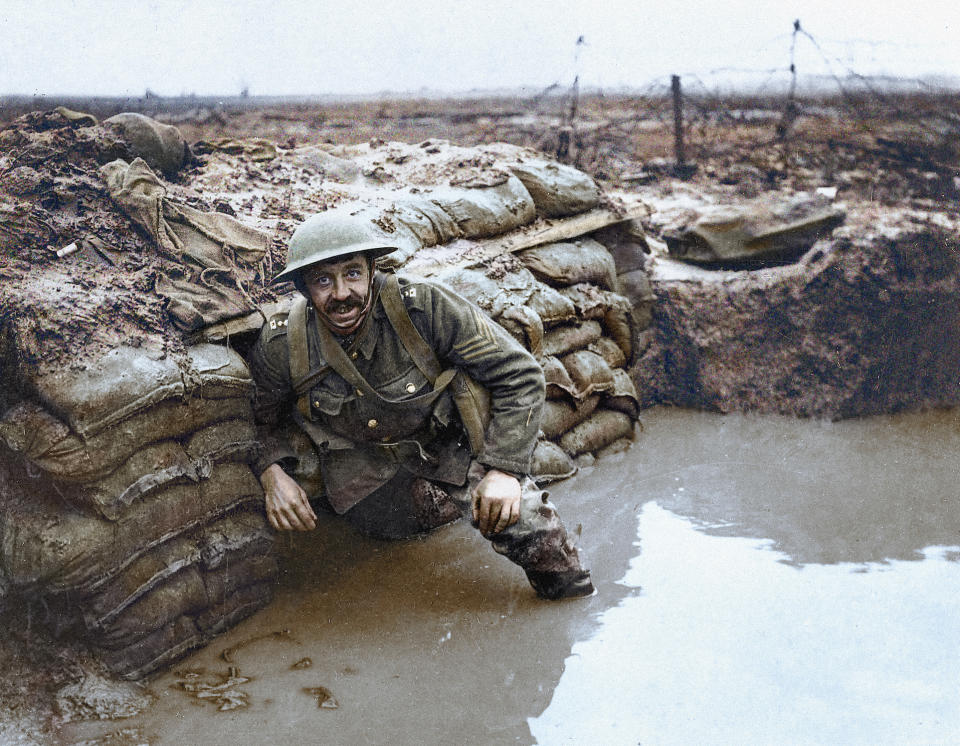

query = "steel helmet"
273;206;401;283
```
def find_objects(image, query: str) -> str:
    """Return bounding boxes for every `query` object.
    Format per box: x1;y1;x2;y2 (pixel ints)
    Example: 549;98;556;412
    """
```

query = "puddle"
58;407;960;745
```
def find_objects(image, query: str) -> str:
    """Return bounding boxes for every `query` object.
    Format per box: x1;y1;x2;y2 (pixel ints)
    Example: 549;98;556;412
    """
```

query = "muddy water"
60;407;960;746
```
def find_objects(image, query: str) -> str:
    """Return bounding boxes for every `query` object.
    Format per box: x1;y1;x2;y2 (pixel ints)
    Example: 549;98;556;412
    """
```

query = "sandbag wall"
0;343;276;680
434;233;649;483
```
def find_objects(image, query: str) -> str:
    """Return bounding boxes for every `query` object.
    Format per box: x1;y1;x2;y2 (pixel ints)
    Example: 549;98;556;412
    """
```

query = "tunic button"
405;382;416;394
313;399;320;408
356;388;364;397
350;351;358;359
367;418;378;428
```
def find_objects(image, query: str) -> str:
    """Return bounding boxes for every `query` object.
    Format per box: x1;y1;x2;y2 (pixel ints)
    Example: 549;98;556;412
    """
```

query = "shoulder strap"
287;295;310;387
380;274;442;383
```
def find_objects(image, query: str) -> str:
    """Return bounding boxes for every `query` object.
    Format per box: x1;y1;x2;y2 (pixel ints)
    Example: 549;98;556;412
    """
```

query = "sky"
2;0;959;97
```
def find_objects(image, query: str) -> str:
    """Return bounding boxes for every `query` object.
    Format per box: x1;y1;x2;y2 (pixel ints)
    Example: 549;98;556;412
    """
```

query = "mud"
52;406;960;745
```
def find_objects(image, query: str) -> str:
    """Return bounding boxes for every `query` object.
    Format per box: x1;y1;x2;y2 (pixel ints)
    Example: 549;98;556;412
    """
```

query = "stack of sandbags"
435;236;641;484
0;343;276;679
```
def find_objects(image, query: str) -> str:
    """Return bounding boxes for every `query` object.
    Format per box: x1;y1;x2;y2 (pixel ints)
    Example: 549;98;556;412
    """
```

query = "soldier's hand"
472;468;521;536
259;463;317;532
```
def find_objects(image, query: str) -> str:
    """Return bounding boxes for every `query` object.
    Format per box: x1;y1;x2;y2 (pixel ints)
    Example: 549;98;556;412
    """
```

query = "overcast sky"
2;0;958;97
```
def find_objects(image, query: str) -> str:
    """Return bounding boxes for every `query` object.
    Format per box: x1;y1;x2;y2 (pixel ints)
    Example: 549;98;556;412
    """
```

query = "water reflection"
605;407;960;566
533;407;960;745
531;502;960;746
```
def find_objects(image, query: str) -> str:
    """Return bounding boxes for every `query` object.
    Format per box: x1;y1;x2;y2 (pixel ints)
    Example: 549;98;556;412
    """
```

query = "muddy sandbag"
31;343;252;441
531;439;578;484
507;159;600;218
97;582;274;680
560;410;635;457
384;196;462;248
78;440;196;521
428;174;536;238
559;283;631;321
542;320;603;358
184;418;259;463
80;421;259;521
542;356;578;400
562;350;616;398
541;395;600;440
518;238;617;290
0;462;263;594
103;113;189;178
497;305;544;358
91;553;278;647
616;267;655;308
529;281;577;327
83;510;273;630
605;369;641;418
0;396;252;483
588;336;627;370
603;307;634;364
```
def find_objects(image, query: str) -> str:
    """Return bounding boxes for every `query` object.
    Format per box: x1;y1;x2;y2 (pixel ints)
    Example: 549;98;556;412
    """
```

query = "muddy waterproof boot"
450;464;594;599
489;481;594;600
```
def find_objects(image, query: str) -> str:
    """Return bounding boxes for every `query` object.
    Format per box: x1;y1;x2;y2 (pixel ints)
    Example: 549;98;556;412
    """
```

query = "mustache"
324;291;366;313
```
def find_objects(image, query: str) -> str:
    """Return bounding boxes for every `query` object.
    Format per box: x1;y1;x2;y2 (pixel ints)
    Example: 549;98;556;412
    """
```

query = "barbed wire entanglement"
510;22;960;204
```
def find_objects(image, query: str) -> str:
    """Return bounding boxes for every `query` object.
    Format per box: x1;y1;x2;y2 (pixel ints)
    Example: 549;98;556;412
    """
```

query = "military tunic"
248;272;545;512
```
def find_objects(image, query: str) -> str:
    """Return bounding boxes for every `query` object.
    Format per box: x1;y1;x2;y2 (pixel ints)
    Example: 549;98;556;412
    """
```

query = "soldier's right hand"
259;463;317;531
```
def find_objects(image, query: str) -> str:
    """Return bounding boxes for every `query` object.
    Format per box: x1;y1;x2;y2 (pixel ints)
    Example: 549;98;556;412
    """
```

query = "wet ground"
58;406;960;746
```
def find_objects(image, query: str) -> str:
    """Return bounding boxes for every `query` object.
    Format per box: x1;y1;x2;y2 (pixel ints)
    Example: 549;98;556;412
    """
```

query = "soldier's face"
303;255;372;335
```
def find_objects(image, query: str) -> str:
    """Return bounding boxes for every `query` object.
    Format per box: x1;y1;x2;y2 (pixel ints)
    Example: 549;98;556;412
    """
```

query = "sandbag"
185;417;258;459
560;410;635;457
603;307;634;363
96;582;274;680
81;510;272;629
561;350;615;398
604;369;641;418
497;305;544;358
528;281;577;327
91;553;278;647
542;356;578;400
531;439;578;484
559;283;631;321
540;395;600;440
428;174;536;238
384;196;463;248
31;343;252;441
518;238;617;289
588;336;627;370
1;462;263;594
77;440;196;521
541;321;603;358
616;267;656;307
103;113;189;178
507;159;600;218
0;396;252;483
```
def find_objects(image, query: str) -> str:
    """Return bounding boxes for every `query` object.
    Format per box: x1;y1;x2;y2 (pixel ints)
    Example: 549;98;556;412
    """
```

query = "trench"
57;406;960;745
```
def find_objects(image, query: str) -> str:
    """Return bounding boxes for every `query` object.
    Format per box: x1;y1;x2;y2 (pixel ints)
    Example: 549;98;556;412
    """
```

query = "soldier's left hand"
472;468;521;536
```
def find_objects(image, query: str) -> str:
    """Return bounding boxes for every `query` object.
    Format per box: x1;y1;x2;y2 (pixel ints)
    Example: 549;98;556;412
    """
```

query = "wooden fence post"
671;74;685;169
